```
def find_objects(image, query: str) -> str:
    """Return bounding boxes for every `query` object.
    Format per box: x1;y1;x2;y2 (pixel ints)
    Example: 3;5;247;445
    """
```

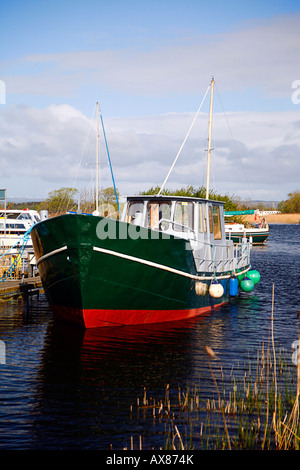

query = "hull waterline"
226;231;269;245
50;303;227;328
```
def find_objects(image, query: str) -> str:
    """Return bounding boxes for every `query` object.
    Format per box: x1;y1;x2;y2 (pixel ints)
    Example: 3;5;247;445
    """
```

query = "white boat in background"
0;208;44;280
0;209;41;250
225;210;269;245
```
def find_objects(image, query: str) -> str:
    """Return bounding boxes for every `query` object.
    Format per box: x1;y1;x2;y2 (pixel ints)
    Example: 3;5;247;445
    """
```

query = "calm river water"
0;224;299;450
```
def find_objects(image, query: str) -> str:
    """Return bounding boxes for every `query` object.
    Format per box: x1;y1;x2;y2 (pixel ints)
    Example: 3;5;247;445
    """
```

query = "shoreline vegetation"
7;187;300;223
243;213;300;225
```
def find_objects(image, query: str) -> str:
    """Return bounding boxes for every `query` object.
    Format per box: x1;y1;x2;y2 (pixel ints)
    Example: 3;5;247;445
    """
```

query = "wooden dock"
0;276;43;298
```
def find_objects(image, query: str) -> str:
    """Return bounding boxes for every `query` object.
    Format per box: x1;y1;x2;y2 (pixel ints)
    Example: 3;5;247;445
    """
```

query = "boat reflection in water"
40;313;212;389
35;293;268;450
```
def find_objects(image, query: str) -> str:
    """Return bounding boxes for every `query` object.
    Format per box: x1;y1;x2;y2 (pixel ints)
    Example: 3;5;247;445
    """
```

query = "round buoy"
247;270;261;285
229;277;238;296
209;281;224;298
240;276;254;292
195;281;208;296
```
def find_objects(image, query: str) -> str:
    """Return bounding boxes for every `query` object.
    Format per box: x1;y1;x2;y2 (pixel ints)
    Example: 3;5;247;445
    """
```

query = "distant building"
256;210;281;216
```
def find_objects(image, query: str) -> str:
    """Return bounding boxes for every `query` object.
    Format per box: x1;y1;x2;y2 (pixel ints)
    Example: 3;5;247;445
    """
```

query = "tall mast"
206;77;214;199
96;101;99;212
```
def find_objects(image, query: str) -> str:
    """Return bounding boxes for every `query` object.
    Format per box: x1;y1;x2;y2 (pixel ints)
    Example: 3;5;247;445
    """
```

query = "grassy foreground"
129;287;300;450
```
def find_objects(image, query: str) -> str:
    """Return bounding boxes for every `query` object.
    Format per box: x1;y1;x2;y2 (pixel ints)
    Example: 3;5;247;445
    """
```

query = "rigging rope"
0;227;33;283
214;84;255;201
157;84;211;196
100;111;121;217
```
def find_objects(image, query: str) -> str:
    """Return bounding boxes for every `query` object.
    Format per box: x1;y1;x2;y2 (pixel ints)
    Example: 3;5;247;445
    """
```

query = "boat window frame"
147;200;172;231
212;204;222;240
198;203;204;233
173;201;194;232
208;206;213;234
17;213;31;220
125;201;145;224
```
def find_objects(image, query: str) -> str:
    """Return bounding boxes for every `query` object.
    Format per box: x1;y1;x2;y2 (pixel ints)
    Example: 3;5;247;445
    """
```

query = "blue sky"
1;0;300;201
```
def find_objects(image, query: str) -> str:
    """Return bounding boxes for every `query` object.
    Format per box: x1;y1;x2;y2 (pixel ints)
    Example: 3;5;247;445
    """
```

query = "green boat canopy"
224;210;256;215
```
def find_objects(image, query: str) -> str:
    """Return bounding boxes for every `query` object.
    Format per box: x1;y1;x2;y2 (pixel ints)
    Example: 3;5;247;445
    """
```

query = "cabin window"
174;202;194;232
7;223;25;229
198;204;204;233
125;201;144;224
1;212;21;219
147;202;171;230
17;213;31;220
212;205;222;240
208;207;213;233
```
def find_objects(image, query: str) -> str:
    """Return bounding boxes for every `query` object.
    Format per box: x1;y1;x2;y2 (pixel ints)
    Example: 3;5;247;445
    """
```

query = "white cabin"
0;209;40;251
121;195;251;277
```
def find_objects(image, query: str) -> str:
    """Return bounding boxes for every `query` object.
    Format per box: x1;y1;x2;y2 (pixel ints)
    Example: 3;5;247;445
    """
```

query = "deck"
0;276;43;298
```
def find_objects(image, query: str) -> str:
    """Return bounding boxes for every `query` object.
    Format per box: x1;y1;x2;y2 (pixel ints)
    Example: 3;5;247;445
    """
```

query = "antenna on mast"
206;77;214;199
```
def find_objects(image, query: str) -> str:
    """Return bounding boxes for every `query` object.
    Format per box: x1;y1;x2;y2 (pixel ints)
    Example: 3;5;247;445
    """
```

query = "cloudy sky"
1;0;300;203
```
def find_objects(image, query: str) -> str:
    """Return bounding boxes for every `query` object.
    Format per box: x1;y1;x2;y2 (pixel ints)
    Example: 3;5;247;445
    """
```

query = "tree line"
277;191;300;213
140;185;239;211
9;186;300;215
9;187;120;216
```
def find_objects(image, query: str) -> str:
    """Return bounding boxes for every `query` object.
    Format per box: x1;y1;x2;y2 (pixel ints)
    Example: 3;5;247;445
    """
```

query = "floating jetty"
0;276;43;299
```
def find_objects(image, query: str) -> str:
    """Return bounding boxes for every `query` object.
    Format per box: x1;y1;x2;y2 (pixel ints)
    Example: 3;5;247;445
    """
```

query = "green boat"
225;210;269;245
31;195;255;328
225;223;269;245
31;80;257;328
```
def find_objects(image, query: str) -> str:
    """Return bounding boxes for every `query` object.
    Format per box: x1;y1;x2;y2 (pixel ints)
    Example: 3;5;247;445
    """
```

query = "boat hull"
32;214;235;328
226;230;269;245
50;304;226;328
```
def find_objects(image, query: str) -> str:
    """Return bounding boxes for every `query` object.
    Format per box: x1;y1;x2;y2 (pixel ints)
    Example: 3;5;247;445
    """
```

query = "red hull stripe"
51;303;227;328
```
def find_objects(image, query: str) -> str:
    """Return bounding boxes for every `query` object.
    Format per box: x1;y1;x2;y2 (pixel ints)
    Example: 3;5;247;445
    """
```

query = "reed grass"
131;284;300;450
243;213;300;224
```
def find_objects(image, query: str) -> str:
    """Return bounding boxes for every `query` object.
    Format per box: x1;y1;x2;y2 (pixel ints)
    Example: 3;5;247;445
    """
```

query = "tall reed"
131;284;300;450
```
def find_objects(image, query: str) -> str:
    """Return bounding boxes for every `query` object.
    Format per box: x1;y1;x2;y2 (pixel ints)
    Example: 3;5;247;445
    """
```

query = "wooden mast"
96;101;99;213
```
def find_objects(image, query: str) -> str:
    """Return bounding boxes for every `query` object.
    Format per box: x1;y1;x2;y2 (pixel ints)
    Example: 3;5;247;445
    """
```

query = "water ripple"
0;224;299;449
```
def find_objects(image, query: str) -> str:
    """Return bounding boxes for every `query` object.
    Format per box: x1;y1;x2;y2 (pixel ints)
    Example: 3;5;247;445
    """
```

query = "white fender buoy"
209;281;224;298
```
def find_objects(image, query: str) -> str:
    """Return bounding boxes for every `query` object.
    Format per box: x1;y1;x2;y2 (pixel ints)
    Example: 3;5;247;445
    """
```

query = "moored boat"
31;80;260;328
0;208;41;250
225;210;269;245
0;208;43;281
31;195;255;328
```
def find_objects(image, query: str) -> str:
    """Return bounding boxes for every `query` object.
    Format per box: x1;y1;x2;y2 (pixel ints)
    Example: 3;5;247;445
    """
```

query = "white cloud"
0;103;299;202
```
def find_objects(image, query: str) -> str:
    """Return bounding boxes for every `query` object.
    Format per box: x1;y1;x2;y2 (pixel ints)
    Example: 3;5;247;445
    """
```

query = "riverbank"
243;213;300;224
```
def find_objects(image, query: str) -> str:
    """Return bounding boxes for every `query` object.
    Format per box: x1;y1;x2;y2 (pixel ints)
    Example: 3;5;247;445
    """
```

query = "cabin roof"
125;195;225;205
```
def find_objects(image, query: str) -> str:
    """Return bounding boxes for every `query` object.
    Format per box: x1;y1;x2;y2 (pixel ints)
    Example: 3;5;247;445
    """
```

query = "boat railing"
193;238;251;274
148;216;251;274
150;218;196;237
